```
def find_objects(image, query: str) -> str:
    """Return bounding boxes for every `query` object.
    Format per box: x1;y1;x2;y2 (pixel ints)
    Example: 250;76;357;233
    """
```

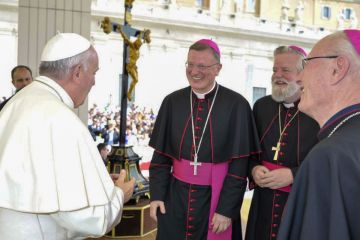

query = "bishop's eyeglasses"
302;56;338;68
185;62;219;71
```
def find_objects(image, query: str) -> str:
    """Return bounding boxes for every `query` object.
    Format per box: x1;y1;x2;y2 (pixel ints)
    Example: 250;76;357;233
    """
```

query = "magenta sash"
173;158;231;240
261;160;292;192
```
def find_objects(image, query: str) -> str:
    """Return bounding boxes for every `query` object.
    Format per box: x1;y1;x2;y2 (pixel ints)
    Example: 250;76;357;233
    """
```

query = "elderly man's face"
12;68;33;90
76;49;99;107
298;40;335;118
186;49;222;93
271;52;302;103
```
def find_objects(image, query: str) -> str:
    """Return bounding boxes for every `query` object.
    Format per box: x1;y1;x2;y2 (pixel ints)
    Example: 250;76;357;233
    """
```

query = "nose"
273;70;282;78
188;67;201;75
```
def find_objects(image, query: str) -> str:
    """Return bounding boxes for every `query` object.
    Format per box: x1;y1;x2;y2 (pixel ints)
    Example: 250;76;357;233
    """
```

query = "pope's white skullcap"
41;32;91;61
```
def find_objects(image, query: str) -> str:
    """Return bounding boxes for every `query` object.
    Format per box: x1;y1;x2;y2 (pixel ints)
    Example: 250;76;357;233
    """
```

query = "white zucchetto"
41;33;91;61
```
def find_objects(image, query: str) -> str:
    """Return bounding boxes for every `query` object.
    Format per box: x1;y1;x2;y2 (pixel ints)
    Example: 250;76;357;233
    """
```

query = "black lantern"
107;145;150;203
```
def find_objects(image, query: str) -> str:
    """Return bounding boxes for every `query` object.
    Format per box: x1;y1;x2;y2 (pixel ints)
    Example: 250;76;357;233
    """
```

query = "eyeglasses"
185;62;219;71
302;56;338;68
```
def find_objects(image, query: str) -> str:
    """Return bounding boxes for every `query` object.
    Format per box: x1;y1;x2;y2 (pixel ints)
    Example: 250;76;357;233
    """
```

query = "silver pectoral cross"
190;154;202;175
271;142;281;161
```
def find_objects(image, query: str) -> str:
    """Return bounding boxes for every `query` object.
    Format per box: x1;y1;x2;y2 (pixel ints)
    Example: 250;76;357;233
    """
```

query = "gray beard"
271;81;301;103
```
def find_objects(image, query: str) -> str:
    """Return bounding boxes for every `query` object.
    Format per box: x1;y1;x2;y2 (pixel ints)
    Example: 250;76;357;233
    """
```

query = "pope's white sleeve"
50;186;124;239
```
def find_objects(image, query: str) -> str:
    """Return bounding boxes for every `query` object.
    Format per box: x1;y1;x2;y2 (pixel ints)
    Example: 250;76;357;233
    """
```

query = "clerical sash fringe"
261;160;292;192
173;158;231;240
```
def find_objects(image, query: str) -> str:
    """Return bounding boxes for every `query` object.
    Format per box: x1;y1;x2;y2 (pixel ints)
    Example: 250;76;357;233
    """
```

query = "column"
18;0;91;123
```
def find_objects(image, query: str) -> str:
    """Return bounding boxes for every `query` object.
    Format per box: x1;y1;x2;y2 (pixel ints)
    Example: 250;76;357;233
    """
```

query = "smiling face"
271;52;302;103
186;49;222;93
298;39;334;120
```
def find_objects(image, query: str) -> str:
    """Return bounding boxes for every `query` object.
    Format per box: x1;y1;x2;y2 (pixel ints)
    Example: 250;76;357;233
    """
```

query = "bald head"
318;31;359;75
299;30;360;127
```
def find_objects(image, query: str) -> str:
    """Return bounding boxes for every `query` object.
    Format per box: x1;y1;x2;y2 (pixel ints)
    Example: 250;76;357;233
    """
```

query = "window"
196;0;210;10
342;8;352;20
253;87;266;105
246;0;255;13
321;6;331;19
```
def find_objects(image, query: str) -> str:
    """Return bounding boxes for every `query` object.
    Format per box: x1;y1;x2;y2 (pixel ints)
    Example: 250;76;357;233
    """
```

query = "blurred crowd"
88;103;157;147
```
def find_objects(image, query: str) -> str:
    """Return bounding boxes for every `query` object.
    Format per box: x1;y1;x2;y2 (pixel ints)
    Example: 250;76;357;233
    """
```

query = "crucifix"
190;155;202;175
100;1;150;146
272;142;281;161
100;0;151;202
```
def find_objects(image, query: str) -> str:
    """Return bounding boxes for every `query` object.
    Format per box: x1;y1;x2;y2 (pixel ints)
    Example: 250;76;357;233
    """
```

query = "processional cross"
100;1;151;194
100;0;151;148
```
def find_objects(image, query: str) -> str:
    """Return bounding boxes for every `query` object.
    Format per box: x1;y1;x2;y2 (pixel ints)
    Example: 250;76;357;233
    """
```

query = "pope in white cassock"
0;33;135;239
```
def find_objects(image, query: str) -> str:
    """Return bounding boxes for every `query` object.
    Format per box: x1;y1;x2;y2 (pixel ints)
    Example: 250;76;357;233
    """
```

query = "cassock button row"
279;152;285;156
281;142;286;147
273;224;278;227
275;204;280;207
274;214;279;218
190;199;196;202
275;193;280;197
195;136;200;140
190;189;198;193
196;117;202;121
287;113;292;117
187;233;193;236
189;208;195;211
195;126;201;130
188;217;194;221
272;233;276;238
188;225;194;229
283;132;288;136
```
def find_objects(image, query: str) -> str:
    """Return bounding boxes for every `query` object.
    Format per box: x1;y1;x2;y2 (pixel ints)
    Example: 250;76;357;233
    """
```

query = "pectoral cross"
190;155;202;175
271;142;281;161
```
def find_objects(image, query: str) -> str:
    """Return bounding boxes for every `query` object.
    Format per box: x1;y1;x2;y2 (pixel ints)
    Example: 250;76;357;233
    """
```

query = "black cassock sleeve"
215;157;248;219
215;95;260;219
149;151;172;201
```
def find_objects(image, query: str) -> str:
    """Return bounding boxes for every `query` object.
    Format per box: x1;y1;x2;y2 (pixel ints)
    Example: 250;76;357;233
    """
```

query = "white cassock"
0;76;124;239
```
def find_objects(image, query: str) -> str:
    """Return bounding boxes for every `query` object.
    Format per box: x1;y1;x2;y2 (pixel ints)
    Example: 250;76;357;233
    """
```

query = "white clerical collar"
283;102;295;108
192;82;217;99
36;76;74;108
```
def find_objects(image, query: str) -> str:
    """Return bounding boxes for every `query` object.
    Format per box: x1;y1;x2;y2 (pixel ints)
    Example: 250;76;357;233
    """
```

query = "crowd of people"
88;103;157;146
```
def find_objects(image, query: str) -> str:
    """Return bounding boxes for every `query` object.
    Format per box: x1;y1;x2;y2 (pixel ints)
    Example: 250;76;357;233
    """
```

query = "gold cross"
271;142;281;161
190;155;202;175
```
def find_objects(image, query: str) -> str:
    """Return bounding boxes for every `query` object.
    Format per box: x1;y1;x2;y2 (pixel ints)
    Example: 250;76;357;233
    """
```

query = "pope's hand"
114;170;136;203
150;200;166;222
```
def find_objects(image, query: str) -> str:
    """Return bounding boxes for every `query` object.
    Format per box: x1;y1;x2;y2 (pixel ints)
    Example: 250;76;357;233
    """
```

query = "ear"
215;63;222;76
71;64;82;84
330;56;349;85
